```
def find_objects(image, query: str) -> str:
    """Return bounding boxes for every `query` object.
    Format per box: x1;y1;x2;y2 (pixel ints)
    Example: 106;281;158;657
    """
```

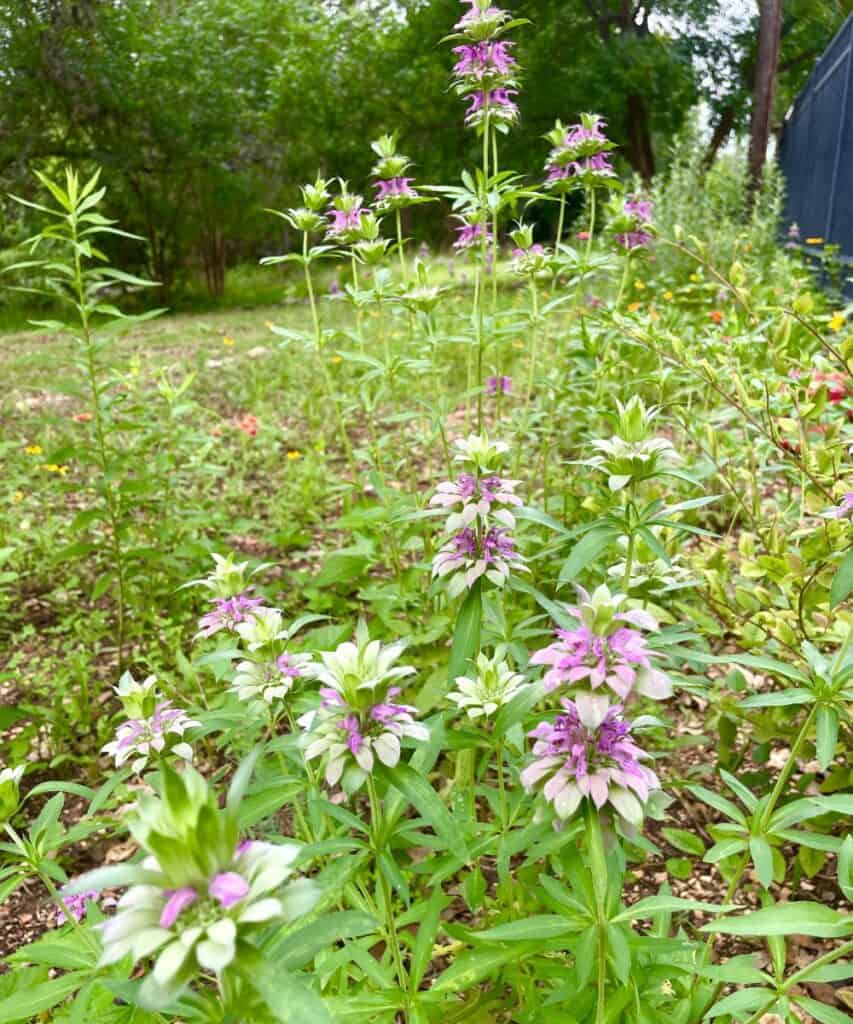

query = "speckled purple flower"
102;700;199;774
56;888;100;926
454;220;494;250
197;593;266;639
521;694;659;825
530;585;672;701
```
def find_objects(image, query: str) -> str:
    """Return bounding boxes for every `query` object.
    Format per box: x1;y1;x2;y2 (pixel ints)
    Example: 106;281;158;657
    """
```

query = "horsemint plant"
5;168;163;668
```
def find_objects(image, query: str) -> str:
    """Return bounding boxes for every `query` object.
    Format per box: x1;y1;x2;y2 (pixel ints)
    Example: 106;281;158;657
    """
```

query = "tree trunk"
625;94;655;184
703;105;738;169
747;0;783;199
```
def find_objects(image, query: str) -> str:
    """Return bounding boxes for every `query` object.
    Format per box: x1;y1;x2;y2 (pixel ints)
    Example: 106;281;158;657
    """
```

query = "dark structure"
779;13;853;287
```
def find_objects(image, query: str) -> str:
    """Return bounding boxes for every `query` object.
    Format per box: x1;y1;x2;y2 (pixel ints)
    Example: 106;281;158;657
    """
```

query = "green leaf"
429;945;535;993
661;827;706;856
472;914;583;942
740;687;814;708
815;705;840;771
688;784;748;825
558;527;618;584
613;895;729;922
795;996;853;1024
703;901;853;938
829;548;853;608
410;887;449;989
242;957;332;1024
749;836;774;888
379;763;468;863
271;911;377;968
447;578;482;683
0;972;86;1021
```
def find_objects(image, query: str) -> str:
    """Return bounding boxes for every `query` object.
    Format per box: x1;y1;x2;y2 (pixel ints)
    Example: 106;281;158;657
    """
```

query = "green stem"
351;251;364;353
525;274;540;407
366;776;408;1000
584;803;609;1024
585;189;597;266
395;208;408;285
495;739;507;831
555;193;566;250
758;703;817;833
622;531;635;594
72;218;127;671
615;250;631;308
304;233;359;487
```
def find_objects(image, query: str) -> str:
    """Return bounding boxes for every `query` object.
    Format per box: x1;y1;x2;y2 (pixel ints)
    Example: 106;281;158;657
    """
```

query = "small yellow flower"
512;339;524;349
25;445;42;456
627;301;641;313
634;280;646;290
264;320;273;329
689;273;700;283
805;236;824;245
223;336;235;348
40;463;68;475
12;491;23;503
286;450;301;461
829;312;845;333
663;290;674;301
331;355;342;364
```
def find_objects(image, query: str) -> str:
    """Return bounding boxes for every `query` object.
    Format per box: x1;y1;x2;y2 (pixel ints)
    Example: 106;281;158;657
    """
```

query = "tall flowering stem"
450;0;523;430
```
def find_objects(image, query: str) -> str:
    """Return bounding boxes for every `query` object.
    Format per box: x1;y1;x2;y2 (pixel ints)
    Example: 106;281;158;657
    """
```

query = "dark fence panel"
779;14;853;292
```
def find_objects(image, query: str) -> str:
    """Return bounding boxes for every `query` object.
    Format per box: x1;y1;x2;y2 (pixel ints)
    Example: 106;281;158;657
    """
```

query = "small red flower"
236;414;259;438
709;310;724;324
73;412;93;422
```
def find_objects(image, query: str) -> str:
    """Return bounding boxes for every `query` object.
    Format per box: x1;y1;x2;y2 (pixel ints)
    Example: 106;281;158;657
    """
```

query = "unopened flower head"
521;693;659;826
584;396;679;491
448;649;529;718
230;652;315;706
0;765;24;823
453;432;510;472
299;622;426;792
114;671;159;719
102;701;199;774
89;765;317;1007
192;552;252;599
454;0;513;42
235;607;289;651
530;585;672;701
544;114;617;193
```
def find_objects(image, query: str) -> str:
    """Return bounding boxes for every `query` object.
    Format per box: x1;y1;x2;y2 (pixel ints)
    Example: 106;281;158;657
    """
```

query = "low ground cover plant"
0;2;850;1022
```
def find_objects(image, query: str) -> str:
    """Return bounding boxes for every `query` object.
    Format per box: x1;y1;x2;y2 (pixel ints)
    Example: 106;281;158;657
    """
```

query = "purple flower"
546;152;615;185
327;206;365;239
197;592;266;638
453;40;516;80
433;525;524;594
102;700;198;773
56;888;99;926
530;587;671;701
159;886;198;928
521;694;659;825
544;115;616;192
454;221;494;250
209;872;250;909
614;194;654;250
487;375;513;396
465;87;519;126
375;177;417;201
430;471;521;527
823;493;853;519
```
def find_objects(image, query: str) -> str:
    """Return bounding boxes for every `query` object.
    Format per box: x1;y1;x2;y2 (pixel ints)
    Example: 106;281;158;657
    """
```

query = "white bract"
448;650;529;719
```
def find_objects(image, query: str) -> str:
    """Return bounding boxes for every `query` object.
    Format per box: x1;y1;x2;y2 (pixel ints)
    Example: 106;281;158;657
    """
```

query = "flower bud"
0;766;24;824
